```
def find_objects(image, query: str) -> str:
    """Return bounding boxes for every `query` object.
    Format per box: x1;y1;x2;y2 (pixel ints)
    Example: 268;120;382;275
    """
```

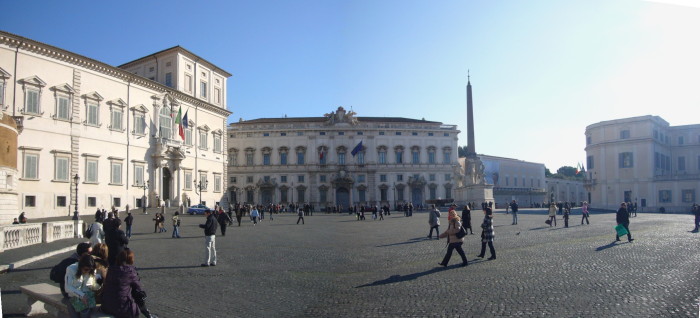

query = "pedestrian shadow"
355;267;444;288
595;241;619;251
529;226;550;231
137;265;206;271
376;237;429;247
9;266;52;273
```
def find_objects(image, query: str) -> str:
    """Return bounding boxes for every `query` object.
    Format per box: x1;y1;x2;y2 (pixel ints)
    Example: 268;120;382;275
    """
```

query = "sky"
2;0;699;171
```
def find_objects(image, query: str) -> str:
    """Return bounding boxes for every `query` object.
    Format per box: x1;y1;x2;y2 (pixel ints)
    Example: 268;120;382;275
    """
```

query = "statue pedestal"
456;184;494;207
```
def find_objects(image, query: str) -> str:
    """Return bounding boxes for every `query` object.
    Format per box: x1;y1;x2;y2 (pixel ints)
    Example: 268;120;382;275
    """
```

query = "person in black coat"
461;205;473;234
615;202;634;242
217;209;232;236
691;203;699;233
105;218;129;266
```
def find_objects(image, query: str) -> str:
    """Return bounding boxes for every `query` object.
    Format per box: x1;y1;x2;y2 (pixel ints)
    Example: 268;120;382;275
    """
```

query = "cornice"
0;31;231;118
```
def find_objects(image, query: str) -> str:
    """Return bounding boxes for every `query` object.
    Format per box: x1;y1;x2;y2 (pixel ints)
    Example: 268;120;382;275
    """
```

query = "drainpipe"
12;41;24;116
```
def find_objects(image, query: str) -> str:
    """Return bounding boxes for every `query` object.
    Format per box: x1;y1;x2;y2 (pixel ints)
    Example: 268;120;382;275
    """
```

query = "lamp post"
140;180;149;214
72;174;80;220
392;182;396;211
195;179;208;205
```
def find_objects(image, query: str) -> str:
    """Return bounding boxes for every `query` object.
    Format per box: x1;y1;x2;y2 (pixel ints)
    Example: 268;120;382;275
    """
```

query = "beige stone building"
584;115;700;212
0;31;231;223
472;155;547;207
226;107;459;210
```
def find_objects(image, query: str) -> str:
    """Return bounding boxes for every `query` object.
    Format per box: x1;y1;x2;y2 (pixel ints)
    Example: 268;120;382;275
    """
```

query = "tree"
557;166;577;177
458;145;468;158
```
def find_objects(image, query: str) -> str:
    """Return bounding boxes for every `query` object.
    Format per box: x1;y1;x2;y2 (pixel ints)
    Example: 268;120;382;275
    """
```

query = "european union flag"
351;140;363;157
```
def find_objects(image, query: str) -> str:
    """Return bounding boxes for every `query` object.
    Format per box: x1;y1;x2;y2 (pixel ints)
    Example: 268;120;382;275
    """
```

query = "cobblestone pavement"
1;210;699;317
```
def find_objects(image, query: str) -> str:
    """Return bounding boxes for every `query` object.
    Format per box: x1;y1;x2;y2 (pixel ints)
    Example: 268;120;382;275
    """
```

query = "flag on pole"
575;162;581;175
182;110;189;129
175;106;182;125
351;140;363;157
319;149;325;161
175;106;185;140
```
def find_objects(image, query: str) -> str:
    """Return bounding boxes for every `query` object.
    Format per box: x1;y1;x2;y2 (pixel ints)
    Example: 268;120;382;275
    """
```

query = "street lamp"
72;174;80;220
140;180;149;214
392;182;396;212
195;179;209;205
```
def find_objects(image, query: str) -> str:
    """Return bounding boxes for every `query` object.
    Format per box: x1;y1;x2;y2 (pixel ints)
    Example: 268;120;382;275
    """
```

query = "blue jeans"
125;225;132;238
512;212;518;224
172;225;180;238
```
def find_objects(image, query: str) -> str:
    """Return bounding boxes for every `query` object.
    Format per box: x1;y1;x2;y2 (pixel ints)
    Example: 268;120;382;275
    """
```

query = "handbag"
545;219;552;225
615;224;628;236
456;225;467;239
70;290;96;312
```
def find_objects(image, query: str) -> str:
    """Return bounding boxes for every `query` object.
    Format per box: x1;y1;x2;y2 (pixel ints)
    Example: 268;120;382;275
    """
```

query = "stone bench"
19;283;114;317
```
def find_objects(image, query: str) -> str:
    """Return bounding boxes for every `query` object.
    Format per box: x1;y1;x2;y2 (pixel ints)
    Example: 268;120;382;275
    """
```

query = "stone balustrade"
0;220;83;252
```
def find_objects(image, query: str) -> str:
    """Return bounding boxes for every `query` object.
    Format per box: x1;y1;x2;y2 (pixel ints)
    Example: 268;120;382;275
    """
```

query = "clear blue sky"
3;0;698;171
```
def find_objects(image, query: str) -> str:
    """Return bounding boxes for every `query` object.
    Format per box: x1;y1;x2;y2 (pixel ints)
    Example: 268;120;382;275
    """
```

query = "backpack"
50;256;76;284
455;225;467;239
84;225;93;239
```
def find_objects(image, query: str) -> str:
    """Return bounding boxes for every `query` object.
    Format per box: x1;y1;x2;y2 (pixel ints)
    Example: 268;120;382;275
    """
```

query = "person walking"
250;206;260;226
563;206;570;228
199;209;218;266
692;203;700;233
581;201;590;225
461;205;473;234
510;200;519;225
438;210;469;267
427;204;441;240
235;206;243;226
476;207;496;260
172;212;181;238
296;207;305;224
615;202;634;243
124;212;134;238
218;209;232;236
87;220;105;246
548;202;557;227
152;213;160;233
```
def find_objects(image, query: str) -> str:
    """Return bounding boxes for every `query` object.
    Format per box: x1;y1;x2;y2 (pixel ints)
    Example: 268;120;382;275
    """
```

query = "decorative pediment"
357;184;368;191
198;124;210;132
378;184;389;190
50;83;75;94
212;129;223;135
228;147;239;153
257;177;277;188
0;67;11;79
19;75;46;87
82;91;104;101
130;104;148;113
318;184;329;191
187;120;195;128
152;92;178;105
108;98;127;108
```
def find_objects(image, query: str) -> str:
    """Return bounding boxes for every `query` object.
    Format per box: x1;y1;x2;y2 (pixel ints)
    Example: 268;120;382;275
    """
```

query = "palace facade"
0;31;231;223
585;115;700;212
226;107;459;210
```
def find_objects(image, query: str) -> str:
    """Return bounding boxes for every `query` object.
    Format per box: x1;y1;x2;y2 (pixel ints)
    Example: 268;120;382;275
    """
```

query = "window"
57;196;67;207
380;188;388;201
280;152;288;165
412;149;420;164
280;188;288;202
396;132;401;136
586;135;591;145
445;174;451;181
25;89;41;115
678;136;684;145
619;152;633;168
397;188;404;201
23;153;39;179
587;156;594;170
110;105;124;131
87;102;99;126
88;197;97;207
658;190;672;203
678;157;686;171
0;80;5;109
110;161;122;185
380;174;387;182
214;174;221;192
281;175;287;183
185;126;193;146
214;88;221;104
200;81;207;98
213;133;222;153
428;148;436;164
397;175;403;181
134;165;145;186
357;175;366;183
412;132;418;136
514;177;518;186
297;132;304;136
319;132;325;135
246;152;254;166
54;156;69;182
320;188;327;202
319;175;326;182
359;189;366;202
378;150;387;164
134;112;146;135
620;130;630;139
505;177;509;186
338;132;344;135
338;152;346;165
230;176;237;183
297;188;305;202
445;186;452;199
185;74;193;92
159;107;172;138
444;133;449;137
199;130;208;150
113;198;121;208
357;132;363;135
263;133;269;137
86;159;98;183
263;154;271;165
280;132;287;136
443;149;451;164
184;171;193;190
379;132;385;135
199;173;208;190
246;176;253;183
297;151;305;165
56;95;70;120
25;195;36;207
429;187;436;200
682;189;695;203
357;152;365;164
165;73;173;87
429;174;436;181
395;149;403;164
298;175;305;183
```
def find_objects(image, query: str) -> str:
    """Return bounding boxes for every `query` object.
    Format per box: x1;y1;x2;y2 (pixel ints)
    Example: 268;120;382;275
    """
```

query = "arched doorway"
261;189;273;204
411;187;422;206
162;167;172;201
336;187;350;210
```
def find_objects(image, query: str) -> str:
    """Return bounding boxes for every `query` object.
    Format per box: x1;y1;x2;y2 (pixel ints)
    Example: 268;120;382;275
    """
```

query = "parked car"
188;204;210;215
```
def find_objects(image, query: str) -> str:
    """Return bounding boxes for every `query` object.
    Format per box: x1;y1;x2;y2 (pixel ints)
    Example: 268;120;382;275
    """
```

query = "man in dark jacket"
199;209;218;266
124;212;134;238
615;202;634;242
217;209;232;236
105;218;129;266
692;203;699;233
510;200;519;225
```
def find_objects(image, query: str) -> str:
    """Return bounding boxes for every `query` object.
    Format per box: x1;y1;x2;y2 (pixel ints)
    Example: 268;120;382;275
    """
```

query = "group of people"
432;203;497;268
55;212;157;318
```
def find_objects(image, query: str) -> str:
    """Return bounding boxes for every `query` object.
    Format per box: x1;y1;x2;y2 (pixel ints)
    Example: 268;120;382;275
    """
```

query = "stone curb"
0;246;74;274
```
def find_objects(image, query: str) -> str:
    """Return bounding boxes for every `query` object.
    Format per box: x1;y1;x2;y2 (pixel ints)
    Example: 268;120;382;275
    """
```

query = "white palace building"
0;31;231;223
226;107;459;210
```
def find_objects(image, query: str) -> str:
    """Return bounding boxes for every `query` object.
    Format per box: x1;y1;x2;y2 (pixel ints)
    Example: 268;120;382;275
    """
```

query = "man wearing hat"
199;209;218;266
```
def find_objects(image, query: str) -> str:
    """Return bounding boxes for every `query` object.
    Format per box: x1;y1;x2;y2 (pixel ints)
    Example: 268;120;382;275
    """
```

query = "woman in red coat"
101;249;158;318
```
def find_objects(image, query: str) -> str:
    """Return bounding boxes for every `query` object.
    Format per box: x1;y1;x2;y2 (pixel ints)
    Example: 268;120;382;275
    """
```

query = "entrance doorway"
162;167;171;201
411;187;422;206
261;189;273;204
336;187;350;210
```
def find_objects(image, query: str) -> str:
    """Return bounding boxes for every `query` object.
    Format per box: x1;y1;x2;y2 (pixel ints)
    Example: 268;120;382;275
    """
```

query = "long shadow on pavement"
10;266;52;273
137;265;205;271
355;267;444;288
376;238;429;248
595;241;621;251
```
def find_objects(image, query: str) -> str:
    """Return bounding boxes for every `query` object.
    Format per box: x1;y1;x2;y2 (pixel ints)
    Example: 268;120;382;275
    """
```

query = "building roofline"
117;45;233;77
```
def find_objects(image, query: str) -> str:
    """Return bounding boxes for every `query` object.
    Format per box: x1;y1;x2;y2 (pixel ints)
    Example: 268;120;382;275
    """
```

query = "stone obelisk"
456;73;494;206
